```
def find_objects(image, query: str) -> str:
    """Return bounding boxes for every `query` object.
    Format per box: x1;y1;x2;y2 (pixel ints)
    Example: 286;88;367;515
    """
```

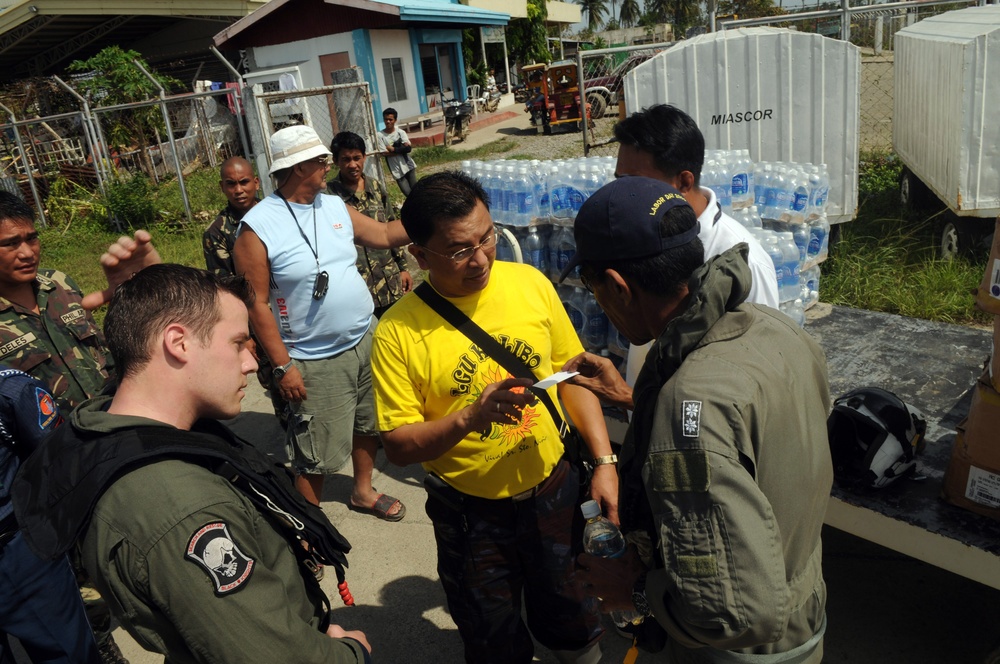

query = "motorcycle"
513;83;530;104
479;85;502;113
442;96;474;147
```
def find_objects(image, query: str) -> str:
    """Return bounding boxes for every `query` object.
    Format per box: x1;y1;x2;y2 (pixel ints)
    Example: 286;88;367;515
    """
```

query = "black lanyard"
276;192;320;269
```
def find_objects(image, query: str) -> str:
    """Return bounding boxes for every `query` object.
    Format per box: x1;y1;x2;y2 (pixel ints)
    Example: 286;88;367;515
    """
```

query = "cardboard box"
974;217;1000;315
942;374;1000;520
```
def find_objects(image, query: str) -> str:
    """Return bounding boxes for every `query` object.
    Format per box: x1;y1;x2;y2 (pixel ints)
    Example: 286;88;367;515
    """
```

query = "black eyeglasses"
420;231;498;264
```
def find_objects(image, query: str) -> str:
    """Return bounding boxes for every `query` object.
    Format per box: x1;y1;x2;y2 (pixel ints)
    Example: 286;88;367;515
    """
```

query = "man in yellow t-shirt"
371;171;617;664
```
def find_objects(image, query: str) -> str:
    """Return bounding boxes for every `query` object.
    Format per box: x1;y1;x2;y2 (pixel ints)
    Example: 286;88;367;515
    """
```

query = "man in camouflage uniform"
203;157;286;423
327;131;412;318
0;189;159;664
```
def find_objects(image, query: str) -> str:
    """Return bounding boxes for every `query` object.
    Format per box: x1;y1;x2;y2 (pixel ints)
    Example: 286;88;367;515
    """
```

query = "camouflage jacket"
202;204;246;277
328;177;408;309
0;269;111;413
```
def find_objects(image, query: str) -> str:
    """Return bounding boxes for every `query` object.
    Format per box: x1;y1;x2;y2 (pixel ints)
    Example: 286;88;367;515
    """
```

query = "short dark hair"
383;107;398;120
330;131;366;159
400;170;489;246
580;204;704;299
0;191;34;226
104;264;254;382
614;104;706;185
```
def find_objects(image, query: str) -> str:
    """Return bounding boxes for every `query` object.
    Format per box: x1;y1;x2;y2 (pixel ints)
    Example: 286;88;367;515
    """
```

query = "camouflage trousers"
425;457;603;664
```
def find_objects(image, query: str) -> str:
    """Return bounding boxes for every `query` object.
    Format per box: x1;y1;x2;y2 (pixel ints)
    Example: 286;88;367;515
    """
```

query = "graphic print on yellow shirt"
372;261;581;499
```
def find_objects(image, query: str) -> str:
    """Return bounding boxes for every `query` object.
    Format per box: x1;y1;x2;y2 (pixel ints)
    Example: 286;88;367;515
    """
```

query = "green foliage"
717;0;784;20
66;46;181;166
102;172;156;229
578;0;609;30
508;0;551;67
45;178;108;234
619;0;642;27
462;28;481;76
858;150;901;196
466;60;488;89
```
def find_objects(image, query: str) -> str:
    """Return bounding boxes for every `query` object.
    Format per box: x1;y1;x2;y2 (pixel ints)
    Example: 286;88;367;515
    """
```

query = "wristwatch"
631;572;652;617
592;454;618;467
273;360;294;381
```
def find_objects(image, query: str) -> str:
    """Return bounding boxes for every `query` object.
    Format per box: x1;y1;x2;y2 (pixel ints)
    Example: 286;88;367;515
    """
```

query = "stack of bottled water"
460;157;616;286
458;153;831;337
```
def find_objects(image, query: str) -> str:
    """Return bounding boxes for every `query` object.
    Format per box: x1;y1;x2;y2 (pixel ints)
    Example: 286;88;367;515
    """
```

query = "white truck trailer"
894;6;1000;258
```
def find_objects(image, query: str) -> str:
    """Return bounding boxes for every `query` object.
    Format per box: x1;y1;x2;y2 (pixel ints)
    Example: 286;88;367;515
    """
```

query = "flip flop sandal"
349;491;406;522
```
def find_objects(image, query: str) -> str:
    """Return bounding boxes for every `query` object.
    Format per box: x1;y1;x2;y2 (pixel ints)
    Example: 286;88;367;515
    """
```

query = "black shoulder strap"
414;282;570;437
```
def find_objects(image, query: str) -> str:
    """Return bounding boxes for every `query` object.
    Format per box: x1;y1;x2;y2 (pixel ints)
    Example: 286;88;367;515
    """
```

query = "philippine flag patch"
682;400;702;438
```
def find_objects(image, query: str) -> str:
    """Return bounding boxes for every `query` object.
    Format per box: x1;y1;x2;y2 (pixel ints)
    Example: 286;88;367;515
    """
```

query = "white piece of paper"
533;371;579;390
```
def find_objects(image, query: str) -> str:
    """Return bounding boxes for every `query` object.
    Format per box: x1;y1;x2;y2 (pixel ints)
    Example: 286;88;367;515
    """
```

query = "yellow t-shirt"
371;261;583;499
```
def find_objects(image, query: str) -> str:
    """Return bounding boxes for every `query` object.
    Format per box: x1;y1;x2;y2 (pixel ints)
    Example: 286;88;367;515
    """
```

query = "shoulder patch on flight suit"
681;400;702;437
650;450;710;493
186;522;255;596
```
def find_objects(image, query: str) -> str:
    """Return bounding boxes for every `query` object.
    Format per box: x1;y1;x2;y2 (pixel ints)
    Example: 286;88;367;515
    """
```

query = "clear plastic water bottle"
791;223;809;265
550;166;575;220
566;287;586;339
582;291;608;353
808;215;830;262
532;161;550;220
523;226;548;274
776;231;801;303
731;151;751;211
512;166;534;227
808;164;830;221
755;163;772;212
760;232;785;298
494;224;513;262
580;500;645;627
789;168;809;226
554;225;578;282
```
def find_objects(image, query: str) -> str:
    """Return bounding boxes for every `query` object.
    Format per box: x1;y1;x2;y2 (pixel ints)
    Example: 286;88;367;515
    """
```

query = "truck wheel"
899;167;933;209
586;92;607;119
938;217;983;260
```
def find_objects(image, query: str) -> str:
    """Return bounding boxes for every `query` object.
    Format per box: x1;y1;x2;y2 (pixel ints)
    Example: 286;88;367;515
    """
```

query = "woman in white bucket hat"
235;125;411;529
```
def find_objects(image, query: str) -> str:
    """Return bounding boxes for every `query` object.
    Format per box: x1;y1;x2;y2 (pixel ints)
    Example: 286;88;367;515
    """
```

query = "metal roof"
214;0;509;50
0;1;265;81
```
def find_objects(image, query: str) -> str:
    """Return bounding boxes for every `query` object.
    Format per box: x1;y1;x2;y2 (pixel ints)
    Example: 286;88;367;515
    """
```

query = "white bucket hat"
268;125;332;174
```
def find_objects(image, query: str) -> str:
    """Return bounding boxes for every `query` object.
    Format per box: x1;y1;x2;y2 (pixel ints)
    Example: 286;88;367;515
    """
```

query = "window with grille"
382;57;407;103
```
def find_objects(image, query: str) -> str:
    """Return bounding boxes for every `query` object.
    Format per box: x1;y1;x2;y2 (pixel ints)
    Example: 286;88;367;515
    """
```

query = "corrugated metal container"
623;28;860;224
894;6;1000;217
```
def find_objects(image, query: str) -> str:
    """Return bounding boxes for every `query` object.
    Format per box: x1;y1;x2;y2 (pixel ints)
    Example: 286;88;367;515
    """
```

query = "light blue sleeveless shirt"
240;193;373;359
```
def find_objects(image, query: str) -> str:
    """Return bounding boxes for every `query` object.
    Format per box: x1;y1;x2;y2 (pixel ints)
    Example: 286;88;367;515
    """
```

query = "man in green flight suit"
13;264;372;664
327;131;413;318
0;189;158;664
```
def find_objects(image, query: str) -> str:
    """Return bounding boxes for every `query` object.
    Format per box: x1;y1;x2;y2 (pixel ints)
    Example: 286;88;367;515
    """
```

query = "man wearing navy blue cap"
563;177;833;664
0;369;99;664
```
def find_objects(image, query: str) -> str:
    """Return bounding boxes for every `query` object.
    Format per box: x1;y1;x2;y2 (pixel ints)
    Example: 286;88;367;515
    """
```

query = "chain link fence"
249;79;388;197
577;42;673;159
0;84;247;227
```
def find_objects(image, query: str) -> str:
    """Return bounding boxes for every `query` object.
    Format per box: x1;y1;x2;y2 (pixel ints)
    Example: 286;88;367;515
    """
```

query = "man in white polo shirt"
613;104;780;386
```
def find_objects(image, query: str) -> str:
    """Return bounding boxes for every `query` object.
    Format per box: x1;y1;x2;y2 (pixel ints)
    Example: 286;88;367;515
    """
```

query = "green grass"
412;138;520;170
821;150;990;326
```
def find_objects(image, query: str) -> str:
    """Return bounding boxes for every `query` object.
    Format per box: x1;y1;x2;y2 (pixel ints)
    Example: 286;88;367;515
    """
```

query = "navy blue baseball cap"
558;176;699;282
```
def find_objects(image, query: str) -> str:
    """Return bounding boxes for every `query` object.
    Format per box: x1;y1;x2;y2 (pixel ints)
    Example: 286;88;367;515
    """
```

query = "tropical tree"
577;0;608;31
619;0;642;27
646;0;702;37
67;46;180;177
508;0;551;70
717;0;783;20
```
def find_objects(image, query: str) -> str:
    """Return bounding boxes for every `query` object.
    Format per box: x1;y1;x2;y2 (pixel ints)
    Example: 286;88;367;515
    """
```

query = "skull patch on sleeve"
186;522;255;596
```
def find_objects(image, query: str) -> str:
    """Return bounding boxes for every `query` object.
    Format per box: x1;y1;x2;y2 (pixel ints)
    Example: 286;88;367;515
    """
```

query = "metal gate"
248;80;387;197
577;41;674;157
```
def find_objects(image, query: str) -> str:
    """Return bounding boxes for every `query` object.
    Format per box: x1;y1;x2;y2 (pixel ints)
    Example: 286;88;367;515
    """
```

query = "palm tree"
619;0;641;27
577;0;608;31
